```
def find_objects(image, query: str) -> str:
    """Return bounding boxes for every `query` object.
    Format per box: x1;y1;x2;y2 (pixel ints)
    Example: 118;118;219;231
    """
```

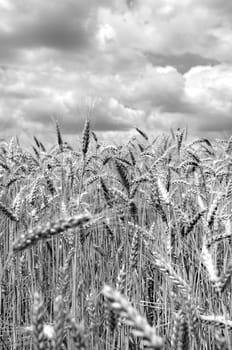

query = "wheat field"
1;122;232;349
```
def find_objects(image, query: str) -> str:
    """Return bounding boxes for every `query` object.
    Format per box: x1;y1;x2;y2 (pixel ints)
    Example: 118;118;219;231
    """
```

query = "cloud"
118;65;185;113
1;0;232;143
0;0;99;64
181;65;232;133
2;58;232;141
20;96;134;134
145;52;220;74
202;0;232;16
184;65;232;113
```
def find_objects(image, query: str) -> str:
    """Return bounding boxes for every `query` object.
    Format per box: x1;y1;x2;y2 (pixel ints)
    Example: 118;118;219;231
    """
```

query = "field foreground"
1;124;232;349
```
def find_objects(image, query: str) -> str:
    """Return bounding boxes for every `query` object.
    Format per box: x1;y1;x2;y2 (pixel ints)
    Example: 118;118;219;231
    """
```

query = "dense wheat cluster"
1;123;232;349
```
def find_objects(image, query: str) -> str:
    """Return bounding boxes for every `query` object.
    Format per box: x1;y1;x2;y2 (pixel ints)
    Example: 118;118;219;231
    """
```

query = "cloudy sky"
1;0;232;145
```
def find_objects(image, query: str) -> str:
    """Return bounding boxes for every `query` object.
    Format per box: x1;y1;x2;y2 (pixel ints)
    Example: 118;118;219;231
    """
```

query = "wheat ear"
13;214;91;252
102;285;163;349
82;120;90;156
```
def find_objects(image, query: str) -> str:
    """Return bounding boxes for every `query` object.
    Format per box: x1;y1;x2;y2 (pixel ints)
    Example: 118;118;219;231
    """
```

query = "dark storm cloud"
0;1;97;61
1;88;36;99
145;51;220;74
14;19;91;51
203;0;232;15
